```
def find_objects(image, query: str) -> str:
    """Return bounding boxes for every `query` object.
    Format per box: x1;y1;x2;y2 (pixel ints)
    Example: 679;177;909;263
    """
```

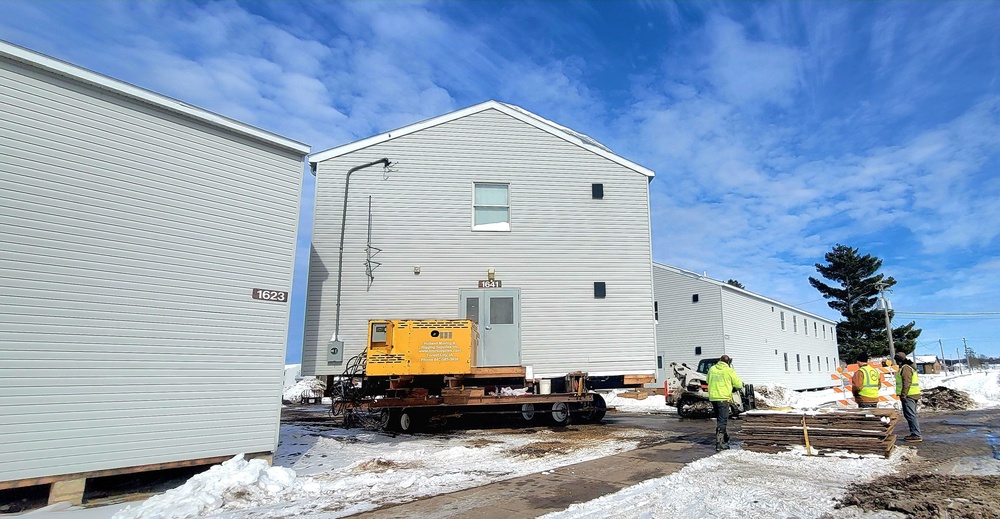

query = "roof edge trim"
652;262;837;324
309;100;653;177
0;40;310;156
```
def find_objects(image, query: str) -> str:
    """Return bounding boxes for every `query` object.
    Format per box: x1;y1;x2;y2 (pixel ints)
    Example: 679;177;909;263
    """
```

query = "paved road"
342;408;999;518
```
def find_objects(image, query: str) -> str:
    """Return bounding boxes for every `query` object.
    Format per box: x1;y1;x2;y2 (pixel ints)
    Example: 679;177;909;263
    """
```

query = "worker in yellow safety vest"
851;351;884;408
894;351;922;442
707;355;743;451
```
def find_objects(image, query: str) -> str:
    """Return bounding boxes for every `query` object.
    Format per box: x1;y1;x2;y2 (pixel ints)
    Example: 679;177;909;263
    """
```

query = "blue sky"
3;1;999;361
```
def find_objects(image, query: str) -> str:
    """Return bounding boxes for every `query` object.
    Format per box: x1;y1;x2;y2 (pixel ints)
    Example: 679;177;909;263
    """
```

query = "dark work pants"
712;400;730;449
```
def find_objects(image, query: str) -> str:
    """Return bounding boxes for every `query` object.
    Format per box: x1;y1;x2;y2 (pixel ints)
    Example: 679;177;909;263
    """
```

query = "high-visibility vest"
858;364;881;398
895;365;921;396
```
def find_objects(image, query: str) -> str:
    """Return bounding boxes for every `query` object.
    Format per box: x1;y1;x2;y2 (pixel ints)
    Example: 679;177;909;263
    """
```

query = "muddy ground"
836;408;1000;519
838;473;1000;519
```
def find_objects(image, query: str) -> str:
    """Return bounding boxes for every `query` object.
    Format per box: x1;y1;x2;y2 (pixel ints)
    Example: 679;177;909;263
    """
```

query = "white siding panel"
653;264;839;390
304;108;656;377
652;266;726;377
0;54;305;483
721;290;840;390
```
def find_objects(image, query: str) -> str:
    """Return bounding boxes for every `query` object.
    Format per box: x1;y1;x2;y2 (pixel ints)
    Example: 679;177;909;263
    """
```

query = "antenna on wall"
364;195;381;291
383;160;398;180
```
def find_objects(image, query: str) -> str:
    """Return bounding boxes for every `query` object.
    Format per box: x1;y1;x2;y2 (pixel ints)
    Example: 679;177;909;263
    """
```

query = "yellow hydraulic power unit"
366;319;478;376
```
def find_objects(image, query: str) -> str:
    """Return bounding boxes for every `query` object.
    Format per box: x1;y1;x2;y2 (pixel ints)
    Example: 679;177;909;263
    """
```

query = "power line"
893;311;1000;316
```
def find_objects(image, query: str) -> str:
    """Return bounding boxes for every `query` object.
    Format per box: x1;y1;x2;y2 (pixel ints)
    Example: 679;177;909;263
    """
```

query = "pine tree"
808;244;921;363
726;279;745;289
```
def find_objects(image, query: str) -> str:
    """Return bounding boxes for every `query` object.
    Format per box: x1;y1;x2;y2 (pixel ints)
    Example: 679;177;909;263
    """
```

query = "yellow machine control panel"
366;319;478;376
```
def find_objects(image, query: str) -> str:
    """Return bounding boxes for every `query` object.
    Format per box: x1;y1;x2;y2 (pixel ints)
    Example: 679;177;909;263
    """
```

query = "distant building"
652;263;840;390
914;355;943;375
0;41;309;504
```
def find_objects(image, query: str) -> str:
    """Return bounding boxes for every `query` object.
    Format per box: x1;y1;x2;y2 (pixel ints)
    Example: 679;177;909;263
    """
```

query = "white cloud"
701;15;803;107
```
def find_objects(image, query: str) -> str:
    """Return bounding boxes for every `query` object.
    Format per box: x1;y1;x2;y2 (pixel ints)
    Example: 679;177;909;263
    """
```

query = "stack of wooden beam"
740;409;898;457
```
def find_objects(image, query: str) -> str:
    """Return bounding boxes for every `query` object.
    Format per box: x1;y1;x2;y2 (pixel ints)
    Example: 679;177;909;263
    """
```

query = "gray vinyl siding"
0;55;304;483
652;266;726;378
720;290;839;390
653;263;838;390
303;108;656;377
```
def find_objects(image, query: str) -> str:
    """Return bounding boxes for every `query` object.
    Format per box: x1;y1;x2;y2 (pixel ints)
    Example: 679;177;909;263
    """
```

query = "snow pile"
541;447;912;519
935;372;1000;408
112;455;298;519
752;383;801;408
600;389;669;413
282;377;325;404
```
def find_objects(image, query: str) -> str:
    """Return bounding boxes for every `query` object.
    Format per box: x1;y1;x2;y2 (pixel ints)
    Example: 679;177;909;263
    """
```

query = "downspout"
331;158;391;352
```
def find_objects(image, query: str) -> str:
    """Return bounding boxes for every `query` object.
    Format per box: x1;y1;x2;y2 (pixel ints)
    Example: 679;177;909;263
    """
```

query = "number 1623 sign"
252;288;289;302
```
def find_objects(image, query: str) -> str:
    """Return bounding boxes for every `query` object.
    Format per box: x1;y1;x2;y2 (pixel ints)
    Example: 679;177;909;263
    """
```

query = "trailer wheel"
549;402;570;426
398;408;423;433
378;408;391;430
580;393;607;423
520;403;536;422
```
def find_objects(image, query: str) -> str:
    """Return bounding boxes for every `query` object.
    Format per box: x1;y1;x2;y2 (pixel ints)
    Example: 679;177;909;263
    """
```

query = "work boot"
903;435;922;442
715;432;729;451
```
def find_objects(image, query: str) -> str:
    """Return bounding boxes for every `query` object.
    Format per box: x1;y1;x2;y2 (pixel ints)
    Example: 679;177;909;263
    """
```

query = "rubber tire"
580;393;607;422
378;408;391;430
549;402;571;426
398;408;422;433
521;403;536;422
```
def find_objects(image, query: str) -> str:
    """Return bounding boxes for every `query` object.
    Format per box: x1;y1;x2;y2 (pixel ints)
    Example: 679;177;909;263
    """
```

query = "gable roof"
915;355;939;364
0;40;309;156
308;100;654;177
652;262;837;325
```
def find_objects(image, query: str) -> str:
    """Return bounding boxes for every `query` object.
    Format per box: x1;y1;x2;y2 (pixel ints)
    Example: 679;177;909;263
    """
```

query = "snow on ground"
541;448;914;519
26;372;1000;519
29;421;656;519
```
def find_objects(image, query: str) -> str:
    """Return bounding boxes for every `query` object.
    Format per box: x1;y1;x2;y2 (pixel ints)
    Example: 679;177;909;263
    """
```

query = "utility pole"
876;281;896;359
956;347;963;374
938;339;945;373
963;337;972;372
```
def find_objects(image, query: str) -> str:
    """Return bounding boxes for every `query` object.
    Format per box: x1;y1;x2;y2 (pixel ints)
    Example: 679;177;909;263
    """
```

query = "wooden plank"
369;393;592;408
466;366;526;378
0;450;273;490
623;374;655;385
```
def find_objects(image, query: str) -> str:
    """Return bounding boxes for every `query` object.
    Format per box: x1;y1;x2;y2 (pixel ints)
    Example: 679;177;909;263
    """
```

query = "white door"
459;289;521;367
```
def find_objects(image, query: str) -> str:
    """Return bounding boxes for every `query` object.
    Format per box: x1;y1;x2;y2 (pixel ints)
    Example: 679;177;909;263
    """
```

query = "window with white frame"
784;353;789;372
793;315;798;333
473;183;510;231
804;319;808;335
796;354;801;372
780;311;785;330
814;322;818;336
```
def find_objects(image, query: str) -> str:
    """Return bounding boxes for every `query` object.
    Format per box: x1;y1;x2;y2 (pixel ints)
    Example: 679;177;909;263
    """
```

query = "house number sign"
478;280;502;288
252;288;289;302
